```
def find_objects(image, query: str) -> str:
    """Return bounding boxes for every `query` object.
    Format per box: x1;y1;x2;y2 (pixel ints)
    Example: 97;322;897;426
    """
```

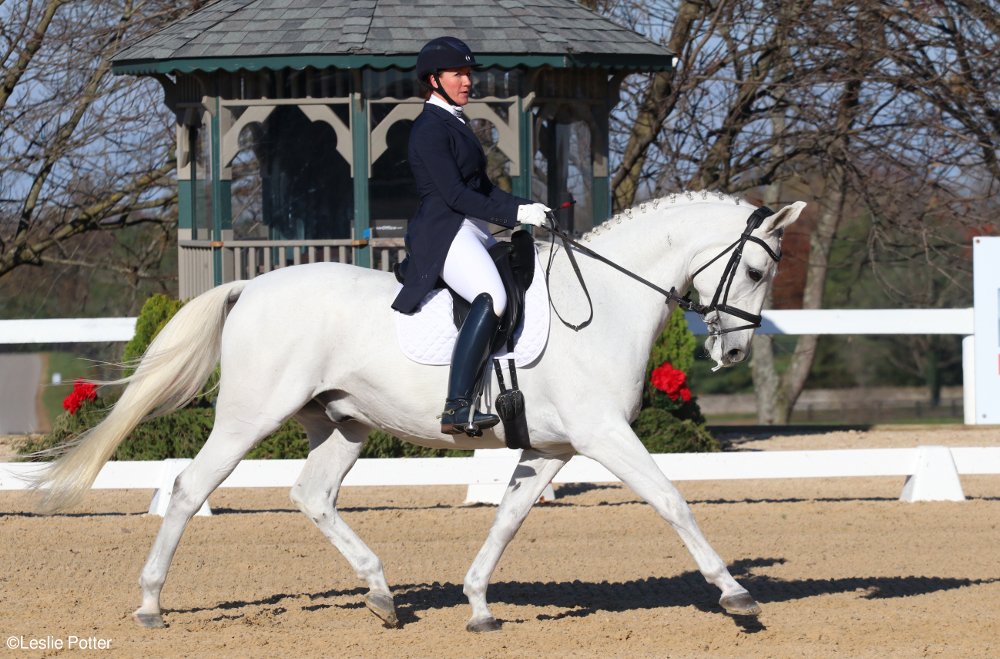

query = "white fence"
0;317;138;344
2;444;998;517
1;309;977;420
0;309;974;341
0;309;993;512
691;308;978;423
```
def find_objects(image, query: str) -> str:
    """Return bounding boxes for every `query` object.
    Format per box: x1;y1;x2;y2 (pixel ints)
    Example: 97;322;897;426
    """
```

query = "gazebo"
111;0;674;298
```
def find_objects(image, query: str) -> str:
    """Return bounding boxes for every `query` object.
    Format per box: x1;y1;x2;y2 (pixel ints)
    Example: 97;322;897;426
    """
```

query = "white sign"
973;237;1000;423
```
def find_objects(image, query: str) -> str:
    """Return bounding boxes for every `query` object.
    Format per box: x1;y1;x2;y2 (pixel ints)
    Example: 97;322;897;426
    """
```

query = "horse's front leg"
289;420;397;627
464;448;572;632
573;421;760;616
134;412;284;628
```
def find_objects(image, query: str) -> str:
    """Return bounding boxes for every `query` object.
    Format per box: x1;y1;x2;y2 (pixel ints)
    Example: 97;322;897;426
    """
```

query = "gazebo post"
514;96;533;199
591;106;611;224
209;95;235;286
350;82;371;268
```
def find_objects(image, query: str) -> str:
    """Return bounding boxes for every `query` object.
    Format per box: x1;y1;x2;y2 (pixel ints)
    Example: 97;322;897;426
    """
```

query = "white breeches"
441;219;507;318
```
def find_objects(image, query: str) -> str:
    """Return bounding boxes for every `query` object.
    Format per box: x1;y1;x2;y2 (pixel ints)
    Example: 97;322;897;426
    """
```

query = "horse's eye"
747;267;764;283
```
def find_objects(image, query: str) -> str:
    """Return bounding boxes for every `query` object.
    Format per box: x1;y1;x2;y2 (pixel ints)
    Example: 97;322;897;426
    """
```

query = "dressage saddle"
393;229;536;354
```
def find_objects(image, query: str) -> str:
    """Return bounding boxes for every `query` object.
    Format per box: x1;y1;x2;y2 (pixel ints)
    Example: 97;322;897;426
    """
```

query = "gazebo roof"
112;0;675;75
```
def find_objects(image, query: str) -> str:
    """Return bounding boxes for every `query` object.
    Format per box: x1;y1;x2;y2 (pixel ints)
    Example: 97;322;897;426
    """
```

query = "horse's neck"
540;205;701;378
576;205;698;294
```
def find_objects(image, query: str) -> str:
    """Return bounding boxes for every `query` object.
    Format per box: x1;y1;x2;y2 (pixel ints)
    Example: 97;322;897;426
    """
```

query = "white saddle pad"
394;254;550;367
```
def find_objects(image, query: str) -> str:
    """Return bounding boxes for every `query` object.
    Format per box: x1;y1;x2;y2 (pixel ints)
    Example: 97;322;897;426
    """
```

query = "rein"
542;206;779;335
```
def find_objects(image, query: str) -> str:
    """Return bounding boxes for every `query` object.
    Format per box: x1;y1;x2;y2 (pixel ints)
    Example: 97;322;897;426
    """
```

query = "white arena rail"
2;444;998;516
0;317;138;344
0;309;978;417
0;309;993;509
0;308;975;342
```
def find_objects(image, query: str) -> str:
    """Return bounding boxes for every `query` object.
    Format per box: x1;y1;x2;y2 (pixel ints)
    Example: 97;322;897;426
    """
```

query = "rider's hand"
517;203;551;227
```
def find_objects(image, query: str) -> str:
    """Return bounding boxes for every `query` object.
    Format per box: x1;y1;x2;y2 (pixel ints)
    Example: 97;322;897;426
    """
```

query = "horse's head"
691;201;806;370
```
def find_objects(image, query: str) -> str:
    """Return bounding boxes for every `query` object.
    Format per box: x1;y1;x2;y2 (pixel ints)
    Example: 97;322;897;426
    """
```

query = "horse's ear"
763;201;806;235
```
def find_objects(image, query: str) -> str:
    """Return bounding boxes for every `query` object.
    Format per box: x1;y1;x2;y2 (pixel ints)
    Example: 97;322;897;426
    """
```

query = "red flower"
63;380;97;415
650;362;692;403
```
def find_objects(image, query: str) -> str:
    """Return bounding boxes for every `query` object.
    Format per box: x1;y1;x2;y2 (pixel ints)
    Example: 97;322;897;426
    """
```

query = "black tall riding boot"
441;293;501;436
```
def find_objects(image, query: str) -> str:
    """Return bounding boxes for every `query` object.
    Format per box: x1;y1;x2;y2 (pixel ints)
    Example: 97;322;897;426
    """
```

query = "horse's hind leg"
574;422;760;616
133;407;290;628
289;419;397;627
463;449;572;632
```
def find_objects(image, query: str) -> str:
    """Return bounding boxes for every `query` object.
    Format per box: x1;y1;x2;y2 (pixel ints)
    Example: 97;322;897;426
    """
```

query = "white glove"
517;203;551;227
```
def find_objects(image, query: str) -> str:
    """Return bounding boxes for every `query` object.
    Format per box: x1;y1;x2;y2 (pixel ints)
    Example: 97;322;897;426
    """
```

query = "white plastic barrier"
463;449;556;505
0;310;978;424
0;317;137;343
2;444;995;515
686;308;978;424
0;309;974;344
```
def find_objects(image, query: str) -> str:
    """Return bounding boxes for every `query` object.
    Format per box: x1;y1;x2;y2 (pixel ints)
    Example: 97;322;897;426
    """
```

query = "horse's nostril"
727;348;744;361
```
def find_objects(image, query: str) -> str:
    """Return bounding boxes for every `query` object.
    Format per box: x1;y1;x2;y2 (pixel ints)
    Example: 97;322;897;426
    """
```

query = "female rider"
391;36;549;436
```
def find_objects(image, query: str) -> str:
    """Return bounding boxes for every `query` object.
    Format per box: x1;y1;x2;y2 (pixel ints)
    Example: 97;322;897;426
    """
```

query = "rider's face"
430;67;472;106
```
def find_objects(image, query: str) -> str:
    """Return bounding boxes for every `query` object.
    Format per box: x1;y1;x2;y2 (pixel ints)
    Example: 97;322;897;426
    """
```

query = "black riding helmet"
416;36;479;106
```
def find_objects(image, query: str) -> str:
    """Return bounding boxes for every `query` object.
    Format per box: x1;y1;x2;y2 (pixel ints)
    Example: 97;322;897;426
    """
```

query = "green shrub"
20;388;111;459
362;429;470;458
631;407;720;453
648;307;697;376
24;384;711;461
22;382;465;461
123;294;184;368
644;307;705;422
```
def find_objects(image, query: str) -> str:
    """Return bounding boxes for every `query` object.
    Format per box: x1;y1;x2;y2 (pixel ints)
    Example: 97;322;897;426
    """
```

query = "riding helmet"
416;37;479;80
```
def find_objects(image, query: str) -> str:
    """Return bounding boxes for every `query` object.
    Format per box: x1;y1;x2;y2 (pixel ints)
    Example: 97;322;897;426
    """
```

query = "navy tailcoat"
391;104;531;314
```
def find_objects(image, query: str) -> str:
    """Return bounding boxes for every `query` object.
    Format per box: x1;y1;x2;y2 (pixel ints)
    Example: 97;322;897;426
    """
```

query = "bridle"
542;205;781;336
684;205;782;334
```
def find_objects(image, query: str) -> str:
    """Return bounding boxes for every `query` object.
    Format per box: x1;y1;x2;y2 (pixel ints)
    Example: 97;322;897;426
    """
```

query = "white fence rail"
1;310;992;510
0;308;975;342
0;309;978;420
0;317;138;344
2;445;996;516
684;308;973;336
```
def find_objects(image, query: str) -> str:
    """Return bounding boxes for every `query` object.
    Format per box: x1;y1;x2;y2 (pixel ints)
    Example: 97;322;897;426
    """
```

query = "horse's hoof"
720;591;761;616
466;617;501;633
133;612;165;629
365;592;399;628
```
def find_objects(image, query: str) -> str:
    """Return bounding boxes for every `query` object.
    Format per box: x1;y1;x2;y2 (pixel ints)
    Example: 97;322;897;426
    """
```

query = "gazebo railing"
178;238;407;299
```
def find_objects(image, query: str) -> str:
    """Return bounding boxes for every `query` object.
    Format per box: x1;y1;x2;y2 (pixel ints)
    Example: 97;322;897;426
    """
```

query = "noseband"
543;206;781;335
680;205;781;335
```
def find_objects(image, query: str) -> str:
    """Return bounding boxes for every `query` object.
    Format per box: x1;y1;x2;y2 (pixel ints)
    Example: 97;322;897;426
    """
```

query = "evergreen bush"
631;407;720;453
362;430;470;458
122;294;184;368
22;394;465;461
631;307;716;452
648;307;697;375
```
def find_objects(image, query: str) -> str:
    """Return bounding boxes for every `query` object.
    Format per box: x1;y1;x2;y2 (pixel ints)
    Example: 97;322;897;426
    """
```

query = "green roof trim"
112;53;673;76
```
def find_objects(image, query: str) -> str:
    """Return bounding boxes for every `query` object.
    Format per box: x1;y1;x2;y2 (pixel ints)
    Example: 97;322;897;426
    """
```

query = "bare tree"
598;0;997;421
0;1;202;284
609;0;709;211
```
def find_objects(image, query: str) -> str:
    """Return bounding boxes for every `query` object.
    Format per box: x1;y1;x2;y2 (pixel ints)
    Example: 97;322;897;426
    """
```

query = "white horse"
34;192;804;632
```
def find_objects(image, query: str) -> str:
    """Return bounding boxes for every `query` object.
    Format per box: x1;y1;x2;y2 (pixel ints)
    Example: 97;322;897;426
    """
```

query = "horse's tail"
31;280;249;513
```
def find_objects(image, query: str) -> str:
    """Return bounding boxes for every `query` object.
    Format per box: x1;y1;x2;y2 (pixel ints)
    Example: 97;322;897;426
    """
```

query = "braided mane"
580;190;746;243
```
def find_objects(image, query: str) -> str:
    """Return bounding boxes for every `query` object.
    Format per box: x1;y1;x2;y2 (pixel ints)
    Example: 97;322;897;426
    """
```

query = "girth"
394;229;536;354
